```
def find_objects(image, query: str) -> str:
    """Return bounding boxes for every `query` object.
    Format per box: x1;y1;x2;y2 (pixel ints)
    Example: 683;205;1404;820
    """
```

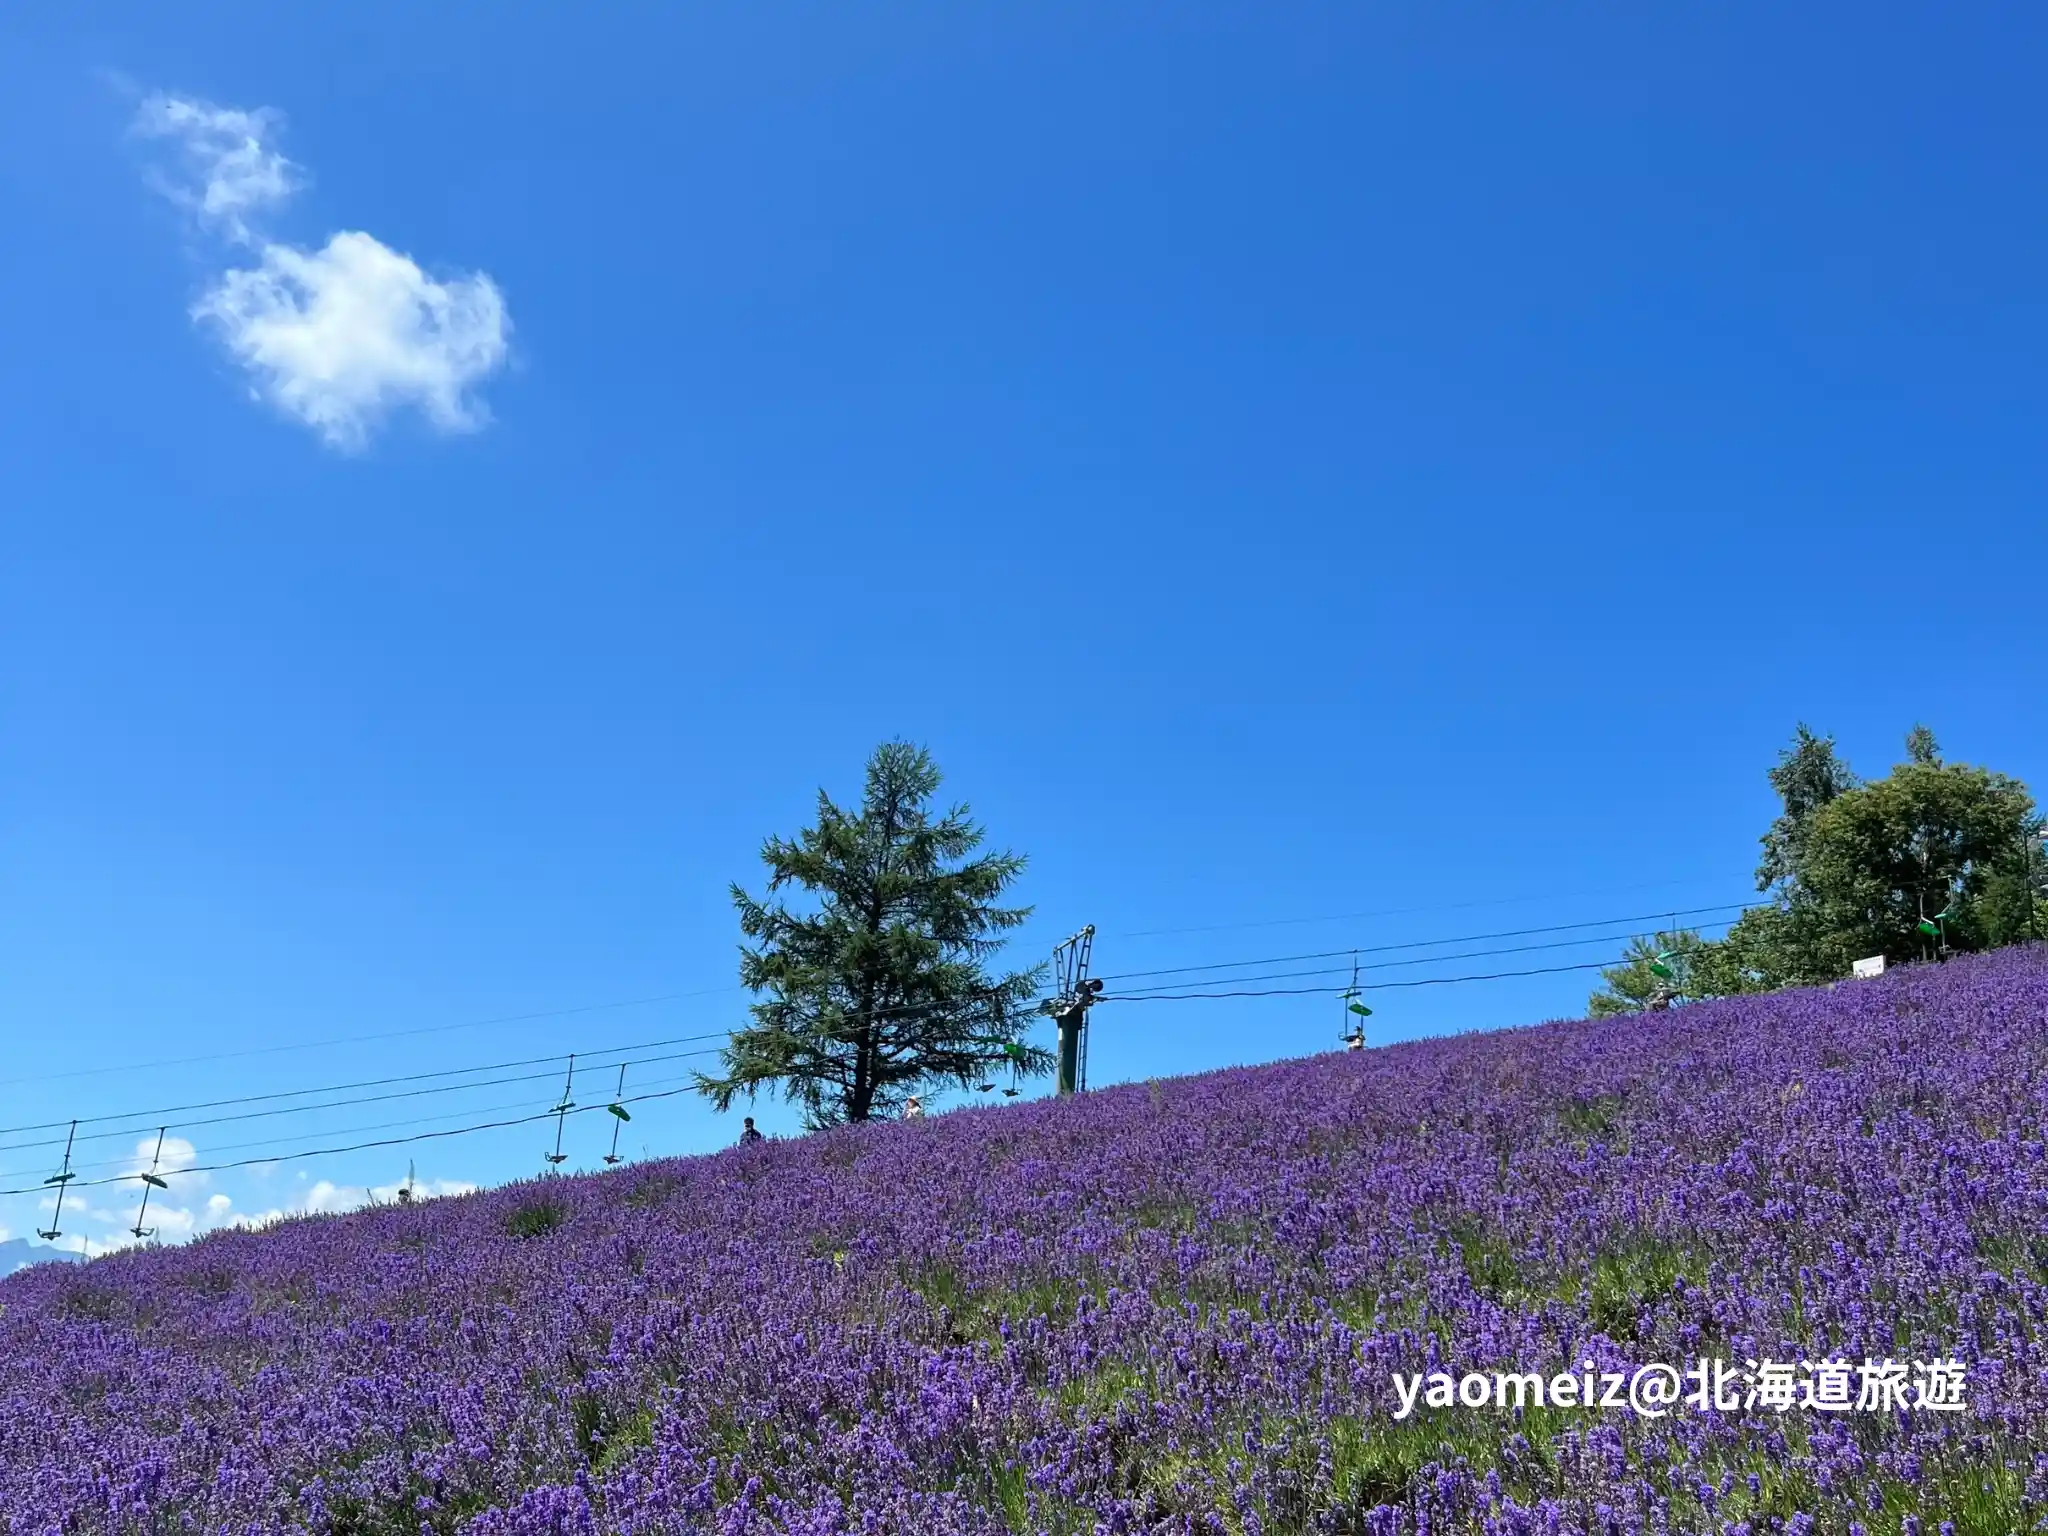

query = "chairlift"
973;1035;1030;1097
603;1065;631;1165
1915;903;1956;963
38;1121;79;1242
1340;957;1372;1049
545;1055;577;1169
1916;905;1952;939
131;1128;169;1242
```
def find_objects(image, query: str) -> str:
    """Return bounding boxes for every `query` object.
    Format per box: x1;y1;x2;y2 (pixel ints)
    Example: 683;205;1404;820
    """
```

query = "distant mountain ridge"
0;1237;85;1277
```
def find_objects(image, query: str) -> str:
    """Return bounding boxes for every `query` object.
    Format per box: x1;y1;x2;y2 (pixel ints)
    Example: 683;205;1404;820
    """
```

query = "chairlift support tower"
1046;925;1102;1096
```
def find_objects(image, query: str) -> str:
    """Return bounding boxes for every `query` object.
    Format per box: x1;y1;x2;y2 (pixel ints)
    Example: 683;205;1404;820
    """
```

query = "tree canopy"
1587;930;1712;1018
695;741;1052;1127
1787;730;2038;970
1592;725;2043;1015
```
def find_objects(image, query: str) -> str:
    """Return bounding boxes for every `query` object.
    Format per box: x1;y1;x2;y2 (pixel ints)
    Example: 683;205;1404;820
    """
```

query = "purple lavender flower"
2;949;2046;1531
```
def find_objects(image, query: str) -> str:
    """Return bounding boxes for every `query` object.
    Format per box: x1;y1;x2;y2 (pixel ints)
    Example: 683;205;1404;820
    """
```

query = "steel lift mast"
1045;924;1102;1095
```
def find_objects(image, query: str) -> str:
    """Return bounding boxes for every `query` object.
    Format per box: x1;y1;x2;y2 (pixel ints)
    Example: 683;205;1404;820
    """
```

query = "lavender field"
5;951;2048;1535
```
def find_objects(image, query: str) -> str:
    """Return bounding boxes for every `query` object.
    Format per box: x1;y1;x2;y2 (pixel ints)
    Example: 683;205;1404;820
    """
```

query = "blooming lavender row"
5;949;2048;1534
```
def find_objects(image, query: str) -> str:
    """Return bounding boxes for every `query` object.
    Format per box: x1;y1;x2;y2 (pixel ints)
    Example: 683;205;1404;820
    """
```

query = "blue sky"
2;1;2043;1251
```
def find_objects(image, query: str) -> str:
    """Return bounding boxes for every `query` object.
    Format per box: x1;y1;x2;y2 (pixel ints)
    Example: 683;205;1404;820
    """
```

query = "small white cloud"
134;95;301;240
49;1182;197;1249
301;1180;353;1213
141;1204;198;1239
134;92;510;452
35;1193;125;1253
196;233;509;452
9;1166;479;1254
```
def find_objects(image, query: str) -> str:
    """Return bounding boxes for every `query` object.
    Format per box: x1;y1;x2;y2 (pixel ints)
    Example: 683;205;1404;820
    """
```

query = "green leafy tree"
1787;726;2038;969
1595;727;1855;1012
1675;725;2043;999
1588;929;1711;1017
1977;841;2048;948
696;741;1052;1128
1756;724;1859;889
1689;904;1795;997
1603;725;2043;1016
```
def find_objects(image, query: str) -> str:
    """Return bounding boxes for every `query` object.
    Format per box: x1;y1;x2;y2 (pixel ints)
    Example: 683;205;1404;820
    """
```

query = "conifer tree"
697;741;1051;1127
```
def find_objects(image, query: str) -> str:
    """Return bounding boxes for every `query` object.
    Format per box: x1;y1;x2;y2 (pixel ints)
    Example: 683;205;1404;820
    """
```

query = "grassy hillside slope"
4;950;2047;1534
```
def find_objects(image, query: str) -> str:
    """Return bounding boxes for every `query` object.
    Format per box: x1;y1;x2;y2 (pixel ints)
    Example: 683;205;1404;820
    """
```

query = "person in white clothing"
903;1095;925;1121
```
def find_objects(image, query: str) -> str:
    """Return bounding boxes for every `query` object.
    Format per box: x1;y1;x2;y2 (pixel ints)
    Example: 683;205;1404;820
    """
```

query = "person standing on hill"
903;1096;925;1121
739;1116;764;1145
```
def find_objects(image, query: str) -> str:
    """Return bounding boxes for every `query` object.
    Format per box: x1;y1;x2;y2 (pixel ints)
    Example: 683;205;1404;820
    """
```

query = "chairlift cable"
1090;901;1764;984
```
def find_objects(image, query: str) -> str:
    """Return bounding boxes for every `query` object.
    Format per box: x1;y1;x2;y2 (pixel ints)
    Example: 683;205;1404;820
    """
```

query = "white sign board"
1852;955;1885;979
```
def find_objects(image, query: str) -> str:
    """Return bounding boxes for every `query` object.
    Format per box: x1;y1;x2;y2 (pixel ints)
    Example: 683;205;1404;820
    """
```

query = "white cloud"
123;1134;204;1184
45;1178;198;1249
134;92;510;452
134;96;300;240
295;1174;474;1212
12;1160;477;1255
142;1204;199;1239
302;1179;354;1213
29;1192;129;1255
195;233;509;452
200;1170;477;1235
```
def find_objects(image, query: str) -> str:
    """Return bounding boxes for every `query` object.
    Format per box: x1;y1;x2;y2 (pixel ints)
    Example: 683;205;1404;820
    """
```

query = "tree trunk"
846;781;903;1122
